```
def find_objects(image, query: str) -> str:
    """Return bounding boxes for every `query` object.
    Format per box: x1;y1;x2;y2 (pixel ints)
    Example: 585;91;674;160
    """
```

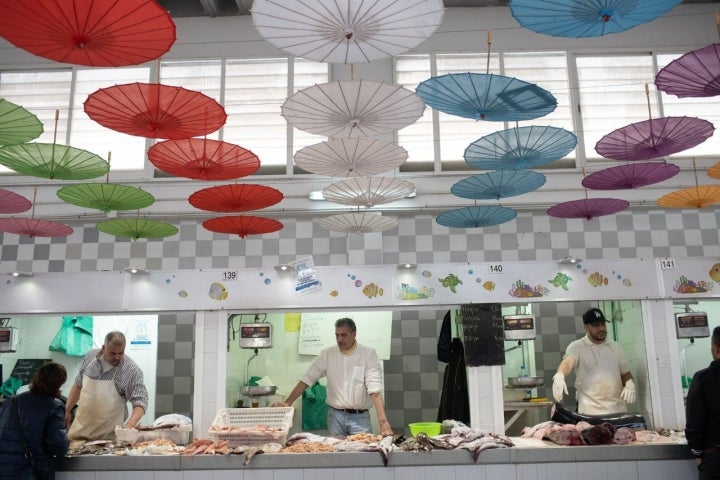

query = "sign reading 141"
488;264;504;274
660;258;676;270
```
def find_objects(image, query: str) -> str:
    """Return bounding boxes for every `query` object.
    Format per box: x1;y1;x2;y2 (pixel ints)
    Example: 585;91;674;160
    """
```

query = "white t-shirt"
300;343;383;411
564;335;630;415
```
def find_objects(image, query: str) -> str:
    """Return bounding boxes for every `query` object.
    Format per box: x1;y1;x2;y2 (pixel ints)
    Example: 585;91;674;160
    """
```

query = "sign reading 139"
222;270;239;281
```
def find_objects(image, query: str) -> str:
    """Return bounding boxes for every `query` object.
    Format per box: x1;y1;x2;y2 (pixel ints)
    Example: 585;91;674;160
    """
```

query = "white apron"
68;361;125;441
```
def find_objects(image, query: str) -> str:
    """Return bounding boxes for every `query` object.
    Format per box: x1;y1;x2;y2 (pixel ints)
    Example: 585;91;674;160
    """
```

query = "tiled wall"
1;209;717;426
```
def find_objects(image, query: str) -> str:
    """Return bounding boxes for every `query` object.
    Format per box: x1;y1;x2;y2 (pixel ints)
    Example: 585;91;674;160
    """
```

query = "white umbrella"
323;177;415;207
251;0;445;64
281;79;426;138
295;138;408;177
319;212;398;233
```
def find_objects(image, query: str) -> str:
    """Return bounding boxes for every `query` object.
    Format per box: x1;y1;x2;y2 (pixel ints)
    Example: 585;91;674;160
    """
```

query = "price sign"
660;258;676;270
221;270;239;281
488;264;504;274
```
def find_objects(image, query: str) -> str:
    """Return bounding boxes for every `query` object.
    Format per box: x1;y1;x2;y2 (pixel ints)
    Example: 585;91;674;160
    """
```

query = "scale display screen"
240;323;272;348
675;312;710;339
503;315;536;341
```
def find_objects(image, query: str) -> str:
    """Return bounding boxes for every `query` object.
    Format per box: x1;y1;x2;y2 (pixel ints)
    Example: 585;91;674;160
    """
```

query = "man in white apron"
65;331;148;441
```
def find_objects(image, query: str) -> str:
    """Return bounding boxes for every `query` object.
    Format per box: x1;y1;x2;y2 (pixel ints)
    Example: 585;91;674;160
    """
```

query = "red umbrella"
203;215;283;238
189;184;283;212
84;83;227;140
148;138;259;180
0;0;176;67
0;218;72;237
0;188;31;214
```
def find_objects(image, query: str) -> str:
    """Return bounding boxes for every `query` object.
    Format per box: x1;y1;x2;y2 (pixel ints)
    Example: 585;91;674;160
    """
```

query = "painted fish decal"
362;282;384;298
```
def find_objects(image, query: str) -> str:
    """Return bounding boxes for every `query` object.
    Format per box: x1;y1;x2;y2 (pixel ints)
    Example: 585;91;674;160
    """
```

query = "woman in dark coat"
0;362;70;480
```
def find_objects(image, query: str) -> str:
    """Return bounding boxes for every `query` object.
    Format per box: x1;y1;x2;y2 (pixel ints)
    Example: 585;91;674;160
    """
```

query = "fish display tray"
115;424;193;445
208;407;294;448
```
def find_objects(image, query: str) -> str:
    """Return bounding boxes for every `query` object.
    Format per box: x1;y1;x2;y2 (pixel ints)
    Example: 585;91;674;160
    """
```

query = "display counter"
55;441;696;479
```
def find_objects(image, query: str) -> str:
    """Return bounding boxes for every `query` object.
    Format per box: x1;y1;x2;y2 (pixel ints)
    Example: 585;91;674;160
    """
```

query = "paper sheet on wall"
298;311;392;360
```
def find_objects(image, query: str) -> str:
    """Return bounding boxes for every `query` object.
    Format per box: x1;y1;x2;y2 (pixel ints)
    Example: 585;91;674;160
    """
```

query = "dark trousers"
699;450;720;480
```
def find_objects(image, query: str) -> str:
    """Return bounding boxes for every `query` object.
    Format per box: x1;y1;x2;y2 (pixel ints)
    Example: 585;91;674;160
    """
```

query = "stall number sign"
660;258;676;270
488;264;504;274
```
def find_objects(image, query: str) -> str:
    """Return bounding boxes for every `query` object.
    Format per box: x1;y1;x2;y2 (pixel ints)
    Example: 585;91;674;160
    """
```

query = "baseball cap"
582;308;609;326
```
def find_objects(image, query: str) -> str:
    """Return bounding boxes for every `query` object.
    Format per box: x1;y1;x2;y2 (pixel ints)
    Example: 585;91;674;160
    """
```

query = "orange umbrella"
657;186;720;208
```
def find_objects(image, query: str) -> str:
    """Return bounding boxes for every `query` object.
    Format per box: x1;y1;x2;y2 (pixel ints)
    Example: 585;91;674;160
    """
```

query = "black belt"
333;407;368;414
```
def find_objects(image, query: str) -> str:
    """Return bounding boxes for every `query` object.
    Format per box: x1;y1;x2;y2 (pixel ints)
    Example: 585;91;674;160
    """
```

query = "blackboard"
461;304;504;367
10;359;51;385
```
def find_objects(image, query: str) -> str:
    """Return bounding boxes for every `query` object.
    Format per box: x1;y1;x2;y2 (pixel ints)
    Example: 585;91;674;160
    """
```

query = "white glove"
621;379;636;404
552;372;568;403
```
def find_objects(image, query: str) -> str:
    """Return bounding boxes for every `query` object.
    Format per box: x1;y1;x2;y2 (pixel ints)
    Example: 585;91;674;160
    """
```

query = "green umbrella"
0;143;109;180
57;183;155;212
0;98;43;146
96;218;178;240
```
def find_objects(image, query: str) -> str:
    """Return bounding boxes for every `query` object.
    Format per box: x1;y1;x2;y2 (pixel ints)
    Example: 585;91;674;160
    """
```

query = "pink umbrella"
0;188;31;214
581;162;680;190
655;43;720;98
547;198;629;220
0;218;72;237
595;116;714;161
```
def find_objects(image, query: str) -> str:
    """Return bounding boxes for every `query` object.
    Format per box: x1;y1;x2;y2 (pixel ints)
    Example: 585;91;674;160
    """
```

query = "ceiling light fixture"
558;256;581;265
274;264;292;272
8;271;33;278
398;261;417;269
122;267;150;275
308;191;325;201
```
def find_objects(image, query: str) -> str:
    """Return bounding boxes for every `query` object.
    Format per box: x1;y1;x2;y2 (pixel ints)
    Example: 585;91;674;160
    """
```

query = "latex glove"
552;372;568;403
621;379;636;404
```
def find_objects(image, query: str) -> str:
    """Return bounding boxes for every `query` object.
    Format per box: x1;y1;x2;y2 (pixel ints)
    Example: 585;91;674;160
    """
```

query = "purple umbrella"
581;162;680;190
547;198;629;220
655;43;720;98
595;116;714;161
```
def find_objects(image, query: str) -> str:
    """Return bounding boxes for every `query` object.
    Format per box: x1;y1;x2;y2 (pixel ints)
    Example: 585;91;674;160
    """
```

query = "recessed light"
8;271;33;278
123;267;149;275
398;262;416;269
558;256;581;265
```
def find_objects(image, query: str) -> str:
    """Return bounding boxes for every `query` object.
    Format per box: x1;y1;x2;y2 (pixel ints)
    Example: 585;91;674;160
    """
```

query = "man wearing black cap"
552;307;636;414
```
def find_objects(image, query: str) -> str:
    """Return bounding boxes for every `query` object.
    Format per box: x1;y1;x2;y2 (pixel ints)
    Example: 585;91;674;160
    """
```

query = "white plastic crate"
208;407;294;448
115;424;193;445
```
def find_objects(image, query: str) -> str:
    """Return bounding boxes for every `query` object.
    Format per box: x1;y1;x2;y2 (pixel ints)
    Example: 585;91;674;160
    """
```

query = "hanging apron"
68;360;125;441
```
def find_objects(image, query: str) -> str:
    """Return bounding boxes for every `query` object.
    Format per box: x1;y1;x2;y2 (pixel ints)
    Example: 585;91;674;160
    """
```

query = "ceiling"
157;0;716;18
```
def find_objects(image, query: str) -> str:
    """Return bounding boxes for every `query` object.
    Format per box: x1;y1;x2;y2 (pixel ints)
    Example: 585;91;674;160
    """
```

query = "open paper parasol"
189;184;283;212
416;73;557;122
251;0;444;64
202;215;284;238
57;183;155;212
509;0;682;38
0;188;31;214
0;143;109;180
322;177;415;207
658;158;720;208
464;125;577;170
0;98;43;146
148;138;260;180
451;170;546;200
294;138;408;177
595;116;714;161
436;205;517;229
547;198;629;220
281;79;426;138
0;218;72;237
96;218;178;240
84;83;227;140
582;162;680;190
708;161;720;180
0;0;176;67
319;212;398;233
655;43;720;98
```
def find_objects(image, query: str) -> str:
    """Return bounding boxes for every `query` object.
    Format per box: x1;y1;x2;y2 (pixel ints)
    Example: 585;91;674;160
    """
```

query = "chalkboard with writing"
461;303;504;367
10;359;51;385
298;311;392;360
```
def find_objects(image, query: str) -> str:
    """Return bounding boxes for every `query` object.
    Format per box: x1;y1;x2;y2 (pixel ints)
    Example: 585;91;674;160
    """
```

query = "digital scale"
0;326;19;352
675;312;710;339
239;323;273;349
502;315;536;341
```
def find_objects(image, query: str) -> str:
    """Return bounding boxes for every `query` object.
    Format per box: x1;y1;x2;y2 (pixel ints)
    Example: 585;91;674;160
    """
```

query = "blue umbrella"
451;170;546;200
415;73;556;122
464;125;577;170
436;205;517;229
509;0;682;38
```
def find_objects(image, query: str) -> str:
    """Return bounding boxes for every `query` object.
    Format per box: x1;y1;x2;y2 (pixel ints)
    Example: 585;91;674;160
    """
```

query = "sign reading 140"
488;264;504;274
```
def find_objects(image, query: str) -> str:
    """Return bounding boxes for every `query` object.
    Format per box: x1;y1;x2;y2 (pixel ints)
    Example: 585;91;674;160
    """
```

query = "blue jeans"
327;408;371;436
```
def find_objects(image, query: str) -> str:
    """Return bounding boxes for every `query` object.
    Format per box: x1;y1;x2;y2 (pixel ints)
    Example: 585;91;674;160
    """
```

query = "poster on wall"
291;257;322;295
